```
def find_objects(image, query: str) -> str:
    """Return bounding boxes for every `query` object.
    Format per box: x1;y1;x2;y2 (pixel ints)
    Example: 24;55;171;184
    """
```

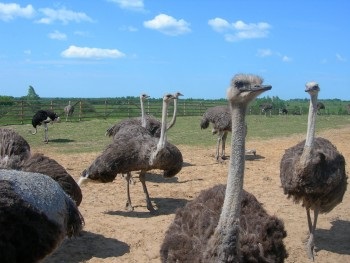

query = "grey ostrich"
200;106;251;162
78;93;183;214
64;101;75;121
280;82;347;260
0;169;84;263
31;109;60;143
106;92;183;139
161;74;288;262
259;102;273;116
0;128;31;169
0;128;82;206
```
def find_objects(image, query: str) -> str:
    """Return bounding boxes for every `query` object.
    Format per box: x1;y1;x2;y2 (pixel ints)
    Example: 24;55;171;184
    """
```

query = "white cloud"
108;0;144;11
144;14;191;36
119;25;138;32
37;7;93;25
336;53;346;62
257;49;273;57
208;18;271;42
0;3;35;21
257;49;292;62
48;30;67;40
282;55;292;62
61;45;125;59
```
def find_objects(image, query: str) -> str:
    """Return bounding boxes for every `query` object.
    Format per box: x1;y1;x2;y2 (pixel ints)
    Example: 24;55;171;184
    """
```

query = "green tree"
27;85;40;100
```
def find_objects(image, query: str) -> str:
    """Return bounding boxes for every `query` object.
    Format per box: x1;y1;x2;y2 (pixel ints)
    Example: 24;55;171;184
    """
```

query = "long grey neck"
166;98;178;130
141;97;146;128
214;104;247;262
157;99;169;151
301;93;318;163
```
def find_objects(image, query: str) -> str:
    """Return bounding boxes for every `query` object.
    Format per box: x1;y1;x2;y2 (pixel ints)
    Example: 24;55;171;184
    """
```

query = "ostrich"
0;128;31;169
316;101;325;115
20;153;83;206
259;102;273;116
78;93;183;214
106;92;183;139
280;82;347;260
0;169;84;263
0;128;82;206
64;101;75;121
160;74;288;262
200;106;251;162
31;110;60;143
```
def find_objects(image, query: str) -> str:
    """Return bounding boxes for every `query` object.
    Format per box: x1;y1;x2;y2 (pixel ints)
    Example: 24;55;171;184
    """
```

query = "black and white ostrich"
0;128;82;206
31;110;60;143
280;82;347;260
78;94;183;214
160;74;288;262
0;169;84;263
64;101;75;121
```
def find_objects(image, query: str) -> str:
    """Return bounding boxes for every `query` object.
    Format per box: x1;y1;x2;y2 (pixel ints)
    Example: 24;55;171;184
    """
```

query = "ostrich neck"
301;93;318;164
157;99;169;150
214;104;247;261
166;99;177;130
141;98;146;128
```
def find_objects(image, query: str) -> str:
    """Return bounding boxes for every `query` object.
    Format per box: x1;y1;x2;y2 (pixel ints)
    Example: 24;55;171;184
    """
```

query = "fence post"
79;101;82;121
20;100;24;124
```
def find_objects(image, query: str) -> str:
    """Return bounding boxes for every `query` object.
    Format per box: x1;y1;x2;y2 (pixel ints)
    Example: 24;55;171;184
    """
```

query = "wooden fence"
0;98;232;126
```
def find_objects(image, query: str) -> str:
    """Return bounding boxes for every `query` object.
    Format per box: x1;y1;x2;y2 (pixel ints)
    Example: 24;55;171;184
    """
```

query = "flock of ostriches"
0;74;347;263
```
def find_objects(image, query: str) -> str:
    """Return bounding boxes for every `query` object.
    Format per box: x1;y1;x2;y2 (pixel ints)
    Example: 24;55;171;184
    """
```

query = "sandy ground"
40;126;350;263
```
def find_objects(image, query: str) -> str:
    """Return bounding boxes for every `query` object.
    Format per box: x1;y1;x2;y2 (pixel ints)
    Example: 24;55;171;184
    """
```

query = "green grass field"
4;114;350;155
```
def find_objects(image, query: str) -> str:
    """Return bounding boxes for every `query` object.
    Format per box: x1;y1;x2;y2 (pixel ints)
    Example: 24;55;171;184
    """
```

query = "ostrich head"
140;93;150;102
227;74;272;105
173;92;183;99
305;82;320;95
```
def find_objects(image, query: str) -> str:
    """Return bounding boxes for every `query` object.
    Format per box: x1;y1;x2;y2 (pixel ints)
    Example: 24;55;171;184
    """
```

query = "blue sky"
0;0;349;100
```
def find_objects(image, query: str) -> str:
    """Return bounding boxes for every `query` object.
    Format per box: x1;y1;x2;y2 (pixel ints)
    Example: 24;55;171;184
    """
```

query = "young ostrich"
161;74;288;262
64;101;75;121
0;169;84;263
280;82;347;260
78;94;183;214
0;128;82;206
31;110;60;143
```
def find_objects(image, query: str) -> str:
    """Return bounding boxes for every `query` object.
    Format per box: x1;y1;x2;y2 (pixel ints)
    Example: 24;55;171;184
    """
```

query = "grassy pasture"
5;114;350;155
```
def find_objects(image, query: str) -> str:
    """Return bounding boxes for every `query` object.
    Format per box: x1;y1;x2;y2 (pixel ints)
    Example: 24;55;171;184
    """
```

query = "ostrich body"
200;105;231;162
280;82;347;260
31;110;60;143
0;128;31;169
161;74;287;262
64;101;75;121
200;105;250;161
0;128;82;206
21;153;83;206
79;94;183;214
0;169;84;263
259;103;273;116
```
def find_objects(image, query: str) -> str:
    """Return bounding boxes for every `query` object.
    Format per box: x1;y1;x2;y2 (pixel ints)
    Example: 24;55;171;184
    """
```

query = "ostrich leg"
221;131;228;159
44;123;49;143
306;208;319;261
139;171;157;214
124;172;134;211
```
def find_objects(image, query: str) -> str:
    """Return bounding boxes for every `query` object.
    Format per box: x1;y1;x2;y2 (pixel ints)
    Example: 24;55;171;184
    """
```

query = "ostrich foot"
216;156;227;164
125;202;134;212
306;235;315;261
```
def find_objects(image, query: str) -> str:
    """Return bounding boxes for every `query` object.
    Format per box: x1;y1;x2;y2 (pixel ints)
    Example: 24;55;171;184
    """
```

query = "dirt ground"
40;126;350;263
